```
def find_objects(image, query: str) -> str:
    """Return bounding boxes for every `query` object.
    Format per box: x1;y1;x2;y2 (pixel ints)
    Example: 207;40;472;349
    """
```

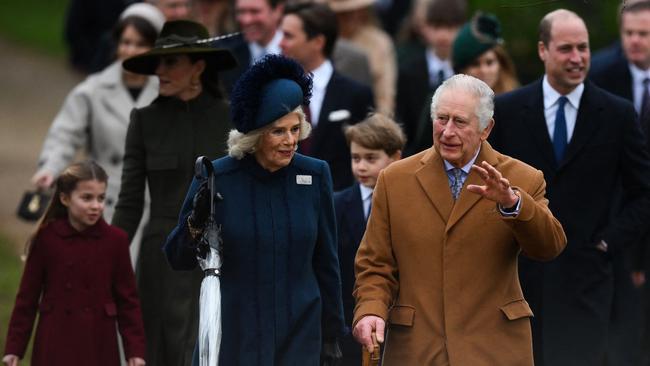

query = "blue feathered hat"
230;54;312;133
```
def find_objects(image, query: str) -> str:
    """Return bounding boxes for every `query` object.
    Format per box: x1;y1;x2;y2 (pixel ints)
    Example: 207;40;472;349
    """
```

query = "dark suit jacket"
215;34;251;96
491;79;650;366
395;45;435;147
334;183;367;365
590;42;633;102
590;43;650;277
301;71;374;190
334;184;366;327
218;34;373;99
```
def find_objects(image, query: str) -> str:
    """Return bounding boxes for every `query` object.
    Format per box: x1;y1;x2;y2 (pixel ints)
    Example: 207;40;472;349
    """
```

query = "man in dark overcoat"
491;9;650;366
279;2;374;190
589;2;650;364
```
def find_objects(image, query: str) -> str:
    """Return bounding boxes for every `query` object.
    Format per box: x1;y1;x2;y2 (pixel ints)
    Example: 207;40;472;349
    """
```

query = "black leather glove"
189;181;210;229
320;338;342;366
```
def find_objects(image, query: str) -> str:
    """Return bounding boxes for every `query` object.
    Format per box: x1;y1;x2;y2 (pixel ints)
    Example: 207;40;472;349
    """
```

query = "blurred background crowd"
0;0;649;365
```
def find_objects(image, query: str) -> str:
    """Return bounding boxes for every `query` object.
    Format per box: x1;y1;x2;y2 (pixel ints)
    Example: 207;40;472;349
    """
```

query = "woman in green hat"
408;13;519;155
451;12;518;95
111;19;237;366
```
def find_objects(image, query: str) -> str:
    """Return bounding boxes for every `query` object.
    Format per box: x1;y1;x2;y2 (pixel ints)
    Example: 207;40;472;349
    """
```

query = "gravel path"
0;37;82;252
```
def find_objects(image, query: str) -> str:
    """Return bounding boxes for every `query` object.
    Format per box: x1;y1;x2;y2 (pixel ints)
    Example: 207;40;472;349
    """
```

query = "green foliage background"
0;0;68;55
0;1;66;360
0;235;32;363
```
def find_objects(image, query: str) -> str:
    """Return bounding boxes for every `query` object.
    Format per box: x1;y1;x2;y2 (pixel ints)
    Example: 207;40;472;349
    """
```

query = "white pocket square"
328;109;351;122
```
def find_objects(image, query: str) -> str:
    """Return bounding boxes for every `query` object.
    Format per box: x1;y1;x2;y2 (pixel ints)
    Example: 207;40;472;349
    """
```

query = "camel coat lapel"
415;143;500;232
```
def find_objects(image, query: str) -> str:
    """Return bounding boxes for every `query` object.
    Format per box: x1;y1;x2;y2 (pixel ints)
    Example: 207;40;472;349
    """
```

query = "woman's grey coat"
35;60;158;220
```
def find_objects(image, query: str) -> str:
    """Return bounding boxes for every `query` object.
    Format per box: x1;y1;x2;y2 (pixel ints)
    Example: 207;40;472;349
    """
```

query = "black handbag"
16;190;51;221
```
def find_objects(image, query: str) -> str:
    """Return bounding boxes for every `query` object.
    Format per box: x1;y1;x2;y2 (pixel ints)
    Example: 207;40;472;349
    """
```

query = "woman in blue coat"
164;55;345;365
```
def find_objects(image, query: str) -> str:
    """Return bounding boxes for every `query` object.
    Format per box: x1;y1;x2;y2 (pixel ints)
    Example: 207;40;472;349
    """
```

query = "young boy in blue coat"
333;114;406;364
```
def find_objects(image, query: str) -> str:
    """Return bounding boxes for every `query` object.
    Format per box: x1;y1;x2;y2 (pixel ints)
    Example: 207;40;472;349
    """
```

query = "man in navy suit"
395;0;466;150
333;114;405;365
280;2;374;190
590;1;650;105
217;0;372;96
589;2;650;364
491;9;650;366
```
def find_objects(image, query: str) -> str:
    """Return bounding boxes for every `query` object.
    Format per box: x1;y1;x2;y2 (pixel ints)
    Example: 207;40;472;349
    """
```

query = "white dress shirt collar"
309;60;334;127
248;29;283;64
443;148;480;175
425;49;453;86
359;184;373;219
542;75;584;142
542;75;583;111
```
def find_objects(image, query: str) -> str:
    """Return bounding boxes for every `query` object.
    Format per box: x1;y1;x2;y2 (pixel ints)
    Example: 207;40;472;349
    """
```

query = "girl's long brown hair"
24;161;108;256
492;45;520;95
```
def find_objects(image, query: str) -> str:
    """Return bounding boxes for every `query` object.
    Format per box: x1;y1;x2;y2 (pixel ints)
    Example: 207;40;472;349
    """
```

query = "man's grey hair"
430;74;495;130
227;107;311;159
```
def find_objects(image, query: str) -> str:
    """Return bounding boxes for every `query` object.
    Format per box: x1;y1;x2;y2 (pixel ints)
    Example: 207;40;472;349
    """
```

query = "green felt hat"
452;13;503;73
123;20;237;75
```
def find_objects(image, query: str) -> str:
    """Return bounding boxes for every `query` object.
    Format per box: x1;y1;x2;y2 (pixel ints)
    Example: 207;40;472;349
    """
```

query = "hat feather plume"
230;54;312;132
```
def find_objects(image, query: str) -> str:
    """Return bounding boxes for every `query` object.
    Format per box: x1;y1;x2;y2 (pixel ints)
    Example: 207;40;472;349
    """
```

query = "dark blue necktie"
640;78;650;134
553;96;568;162
432;69;445;88
438;69;446;85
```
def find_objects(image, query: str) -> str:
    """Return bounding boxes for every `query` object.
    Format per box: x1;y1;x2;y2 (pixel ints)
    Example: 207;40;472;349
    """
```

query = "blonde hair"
227;107;311;159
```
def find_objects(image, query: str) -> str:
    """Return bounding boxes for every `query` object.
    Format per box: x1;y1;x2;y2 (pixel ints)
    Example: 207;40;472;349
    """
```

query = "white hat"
120;3;166;33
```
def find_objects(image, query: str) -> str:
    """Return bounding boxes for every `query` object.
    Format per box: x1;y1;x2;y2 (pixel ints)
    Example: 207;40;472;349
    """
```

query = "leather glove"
189;181;211;229
320;338;342;366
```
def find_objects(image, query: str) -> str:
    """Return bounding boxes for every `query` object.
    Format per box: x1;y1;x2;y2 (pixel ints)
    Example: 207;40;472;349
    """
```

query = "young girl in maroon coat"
2;161;146;366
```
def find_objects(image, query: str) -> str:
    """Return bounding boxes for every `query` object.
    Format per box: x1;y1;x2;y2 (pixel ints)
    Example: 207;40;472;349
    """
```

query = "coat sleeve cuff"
500;186;535;222
352;300;389;327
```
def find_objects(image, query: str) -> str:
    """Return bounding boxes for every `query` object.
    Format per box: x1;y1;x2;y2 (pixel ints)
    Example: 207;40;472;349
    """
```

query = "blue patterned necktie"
553;96;569;163
451;168;463;200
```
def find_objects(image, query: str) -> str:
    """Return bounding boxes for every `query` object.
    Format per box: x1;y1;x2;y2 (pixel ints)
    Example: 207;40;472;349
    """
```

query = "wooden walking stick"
361;331;381;366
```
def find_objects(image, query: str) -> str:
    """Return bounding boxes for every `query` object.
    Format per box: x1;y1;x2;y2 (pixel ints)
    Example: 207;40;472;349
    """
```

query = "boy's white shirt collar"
359;183;373;201
359;183;373;219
